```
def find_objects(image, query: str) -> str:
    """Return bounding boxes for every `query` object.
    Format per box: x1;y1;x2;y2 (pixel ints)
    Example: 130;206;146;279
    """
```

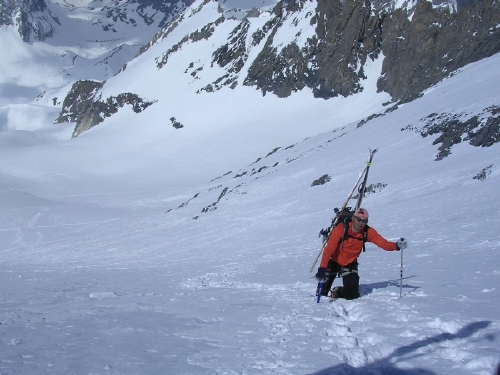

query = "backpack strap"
361;226;368;252
341;218;350;244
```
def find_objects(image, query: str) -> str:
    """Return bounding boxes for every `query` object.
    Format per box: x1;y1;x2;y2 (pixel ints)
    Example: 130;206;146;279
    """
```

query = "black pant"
319;260;360;300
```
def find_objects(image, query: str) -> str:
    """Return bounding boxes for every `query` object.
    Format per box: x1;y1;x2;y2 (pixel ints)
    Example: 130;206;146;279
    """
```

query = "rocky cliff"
245;0;500;101
1;0;60;42
379;0;500;101
56;80;155;137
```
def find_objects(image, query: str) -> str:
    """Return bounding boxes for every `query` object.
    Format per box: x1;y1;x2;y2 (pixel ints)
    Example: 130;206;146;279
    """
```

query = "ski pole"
399;246;403;298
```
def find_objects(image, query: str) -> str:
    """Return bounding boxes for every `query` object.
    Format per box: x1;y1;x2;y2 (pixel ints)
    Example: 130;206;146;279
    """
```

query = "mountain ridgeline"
55;0;500;137
0;0;58;41
0;0;196;42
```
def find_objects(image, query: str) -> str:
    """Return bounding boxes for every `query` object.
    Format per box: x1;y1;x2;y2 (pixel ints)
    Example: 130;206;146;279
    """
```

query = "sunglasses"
354;216;368;224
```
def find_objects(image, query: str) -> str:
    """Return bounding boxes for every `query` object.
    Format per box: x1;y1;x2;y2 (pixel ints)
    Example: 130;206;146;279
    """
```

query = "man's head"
353;208;369;226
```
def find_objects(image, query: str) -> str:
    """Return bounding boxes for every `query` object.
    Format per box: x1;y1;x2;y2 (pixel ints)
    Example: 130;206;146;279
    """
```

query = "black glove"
315;267;329;282
396;238;407;250
319;228;329;237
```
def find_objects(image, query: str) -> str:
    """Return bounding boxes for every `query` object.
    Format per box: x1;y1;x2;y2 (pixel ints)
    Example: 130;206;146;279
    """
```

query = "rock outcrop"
55;80;155;138
402;105;500;160
244;0;500;101
6;0;60;42
245;0;380;98
379;0;500;101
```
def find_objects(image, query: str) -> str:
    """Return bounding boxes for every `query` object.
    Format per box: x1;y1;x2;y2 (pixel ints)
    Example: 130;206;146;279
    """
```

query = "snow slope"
1;0;500;374
1;40;499;375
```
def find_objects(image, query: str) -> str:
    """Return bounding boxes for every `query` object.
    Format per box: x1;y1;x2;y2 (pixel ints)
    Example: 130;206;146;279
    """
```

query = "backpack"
319;207;369;252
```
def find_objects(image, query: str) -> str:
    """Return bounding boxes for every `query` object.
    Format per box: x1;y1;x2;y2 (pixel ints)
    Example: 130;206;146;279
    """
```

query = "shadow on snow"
360;276;419;297
309;320;492;375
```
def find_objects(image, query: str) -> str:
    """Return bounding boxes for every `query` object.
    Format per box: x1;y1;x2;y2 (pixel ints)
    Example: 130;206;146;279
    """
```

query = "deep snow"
1;53;499;374
1;0;500;374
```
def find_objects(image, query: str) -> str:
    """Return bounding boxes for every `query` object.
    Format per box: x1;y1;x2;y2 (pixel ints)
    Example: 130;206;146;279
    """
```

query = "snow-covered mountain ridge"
1;0;495;133
0;0;193;42
55;0;500;140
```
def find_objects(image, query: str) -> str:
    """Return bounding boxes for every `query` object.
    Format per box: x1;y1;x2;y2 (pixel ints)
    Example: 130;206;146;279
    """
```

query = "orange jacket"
320;222;398;268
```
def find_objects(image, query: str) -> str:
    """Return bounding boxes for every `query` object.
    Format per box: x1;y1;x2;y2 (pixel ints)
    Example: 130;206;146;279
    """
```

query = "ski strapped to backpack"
310;149;377;274
355;149;377;209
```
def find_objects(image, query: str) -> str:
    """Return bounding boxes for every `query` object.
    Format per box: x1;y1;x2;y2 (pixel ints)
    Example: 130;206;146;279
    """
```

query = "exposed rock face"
402;105;500;160
313;0;381;98
8;0;60;42
379;0;500;101
155;16;225;69
170;117;184;129
0;0;17;27
244;0;500;101
200;18;250;92
456;0;483;11
201;187;229;213
56;80;105;124
311;174;331;186
102;0;195;29
472;164;493;180
245;0;381;99
55;80;155;138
